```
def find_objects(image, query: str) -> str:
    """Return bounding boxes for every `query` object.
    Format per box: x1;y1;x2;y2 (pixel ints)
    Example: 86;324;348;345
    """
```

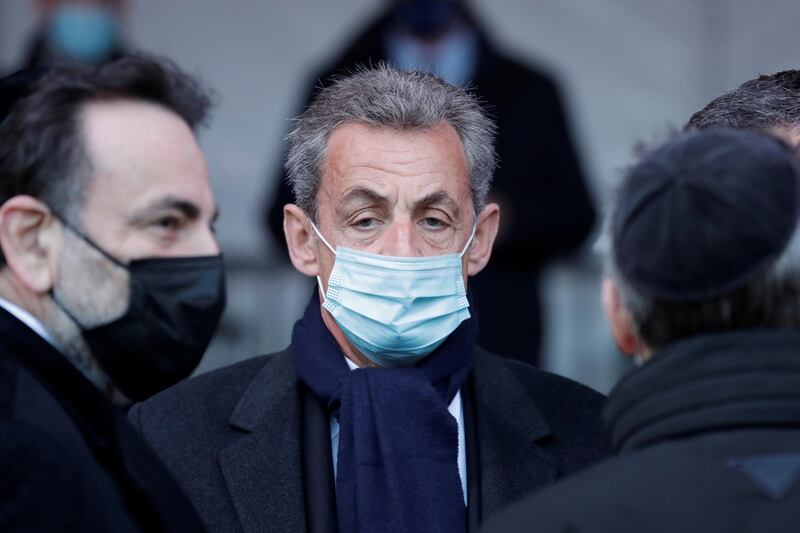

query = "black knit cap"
612;127;800;302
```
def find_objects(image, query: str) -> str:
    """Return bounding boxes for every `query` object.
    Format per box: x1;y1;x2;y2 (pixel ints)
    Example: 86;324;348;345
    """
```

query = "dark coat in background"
129;345;609;533
481;330;800;533
0;307;206;532
264;10;596;365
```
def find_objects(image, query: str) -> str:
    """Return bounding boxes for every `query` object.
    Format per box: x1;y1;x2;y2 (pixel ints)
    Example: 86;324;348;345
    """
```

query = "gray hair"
686;70;800;132
285;64;497;220
597;187;800;351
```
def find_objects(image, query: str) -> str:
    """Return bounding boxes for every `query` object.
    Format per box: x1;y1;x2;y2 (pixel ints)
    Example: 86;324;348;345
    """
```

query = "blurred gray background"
2;0;797;393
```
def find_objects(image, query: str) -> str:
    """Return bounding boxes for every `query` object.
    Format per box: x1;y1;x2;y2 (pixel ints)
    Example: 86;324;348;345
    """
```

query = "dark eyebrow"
128;196;215;224
415;190;461;220
337;186;390;215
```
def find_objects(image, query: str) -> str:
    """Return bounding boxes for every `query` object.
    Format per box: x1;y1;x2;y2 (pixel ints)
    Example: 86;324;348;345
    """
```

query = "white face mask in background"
311;221;475;367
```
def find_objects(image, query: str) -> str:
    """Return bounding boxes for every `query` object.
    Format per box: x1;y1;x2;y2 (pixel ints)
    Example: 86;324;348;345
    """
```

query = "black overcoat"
482;331;800;533
129;344;609;532
0;306;206;532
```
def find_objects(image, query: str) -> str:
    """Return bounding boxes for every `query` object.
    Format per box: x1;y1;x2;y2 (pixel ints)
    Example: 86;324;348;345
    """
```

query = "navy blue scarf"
293;291;475;533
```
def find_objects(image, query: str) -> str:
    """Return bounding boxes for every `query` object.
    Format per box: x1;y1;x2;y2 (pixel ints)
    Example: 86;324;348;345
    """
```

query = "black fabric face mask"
54;222;226;401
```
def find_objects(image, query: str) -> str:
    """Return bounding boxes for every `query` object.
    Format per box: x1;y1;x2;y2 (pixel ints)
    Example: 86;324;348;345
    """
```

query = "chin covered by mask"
53;221;226;401
312;222;474;368
46;4;120;64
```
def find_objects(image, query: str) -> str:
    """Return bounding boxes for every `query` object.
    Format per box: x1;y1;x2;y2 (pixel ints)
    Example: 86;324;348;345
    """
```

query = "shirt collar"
0;296;57;347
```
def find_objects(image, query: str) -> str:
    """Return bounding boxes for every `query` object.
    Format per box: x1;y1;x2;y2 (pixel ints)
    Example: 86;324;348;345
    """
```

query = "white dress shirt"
330;357;468;504
0;297;56;347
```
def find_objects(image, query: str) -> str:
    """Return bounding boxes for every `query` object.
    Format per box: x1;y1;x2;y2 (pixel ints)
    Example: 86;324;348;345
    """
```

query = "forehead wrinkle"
414;190;462;220
334;185;392;217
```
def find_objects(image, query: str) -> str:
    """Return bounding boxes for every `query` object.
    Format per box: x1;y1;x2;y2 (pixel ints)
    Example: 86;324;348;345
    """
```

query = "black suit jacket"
0;307;206;532
129;346;608;532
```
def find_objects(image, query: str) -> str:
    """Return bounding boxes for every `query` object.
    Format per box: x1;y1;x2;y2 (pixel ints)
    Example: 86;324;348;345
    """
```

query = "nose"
380;218;418;257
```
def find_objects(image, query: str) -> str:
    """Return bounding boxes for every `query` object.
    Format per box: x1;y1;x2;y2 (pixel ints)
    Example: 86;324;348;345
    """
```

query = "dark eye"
353;217;379;229
420;217;447;229
154;216;182;231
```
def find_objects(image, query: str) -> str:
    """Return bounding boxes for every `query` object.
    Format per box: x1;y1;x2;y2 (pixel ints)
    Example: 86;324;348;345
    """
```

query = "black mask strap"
49;287;90;331
51;211;128;269
48;211;128;331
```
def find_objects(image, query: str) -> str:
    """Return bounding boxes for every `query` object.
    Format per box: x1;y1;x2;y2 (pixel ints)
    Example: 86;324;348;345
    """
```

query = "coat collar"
605;330;800;453
0;305;206;532
469;347;555;518
0;305;117;449
220;348;307;533
220;345;557;531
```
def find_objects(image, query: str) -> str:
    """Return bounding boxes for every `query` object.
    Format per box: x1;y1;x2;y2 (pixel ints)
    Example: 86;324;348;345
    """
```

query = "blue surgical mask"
47;4;119;64
312;222;475;367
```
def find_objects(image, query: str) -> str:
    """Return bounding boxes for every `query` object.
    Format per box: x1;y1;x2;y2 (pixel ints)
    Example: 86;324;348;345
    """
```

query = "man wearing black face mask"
0;56;223;531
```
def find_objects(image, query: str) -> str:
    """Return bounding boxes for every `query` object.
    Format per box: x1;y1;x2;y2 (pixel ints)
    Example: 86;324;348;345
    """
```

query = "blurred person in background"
130;65;608;533
265;0;596;365
687;69;800;146
0;55;224;531
18;0;128;70
482;128;800;533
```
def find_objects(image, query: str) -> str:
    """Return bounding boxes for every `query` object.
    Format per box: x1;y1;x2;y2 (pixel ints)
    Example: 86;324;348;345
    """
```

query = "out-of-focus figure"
481;128;800;533
21;0;128;69
265;0;596;365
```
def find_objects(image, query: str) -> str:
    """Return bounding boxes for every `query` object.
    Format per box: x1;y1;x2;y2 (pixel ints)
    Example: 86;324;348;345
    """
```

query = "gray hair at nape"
284;63;497;221
594;187;800;352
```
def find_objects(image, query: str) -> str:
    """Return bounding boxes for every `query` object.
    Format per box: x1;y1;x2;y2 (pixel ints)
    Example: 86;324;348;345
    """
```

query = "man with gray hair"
482;127;800;533
686;69;800;145
129;65;608;533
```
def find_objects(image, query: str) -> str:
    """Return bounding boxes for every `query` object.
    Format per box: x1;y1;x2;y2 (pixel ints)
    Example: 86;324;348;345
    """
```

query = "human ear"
601;278;639;356
465;202;500;277
283;204;321;277
0;196;62;294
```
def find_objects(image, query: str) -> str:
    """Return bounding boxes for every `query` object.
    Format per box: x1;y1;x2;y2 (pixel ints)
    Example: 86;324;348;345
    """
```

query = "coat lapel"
471;348;557;519
219;349;307;533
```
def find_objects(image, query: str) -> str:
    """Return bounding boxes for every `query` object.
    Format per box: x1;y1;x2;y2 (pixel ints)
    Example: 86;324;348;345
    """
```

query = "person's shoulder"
129;349;293;435
476;348;606;409
482;437;733;533
473;348;610;468
480;454;633;532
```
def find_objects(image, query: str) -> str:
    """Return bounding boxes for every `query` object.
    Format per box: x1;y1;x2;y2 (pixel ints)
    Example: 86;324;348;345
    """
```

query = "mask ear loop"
459;223;478;258
308;220;337;303
51;211;129;269
308;220;337;255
